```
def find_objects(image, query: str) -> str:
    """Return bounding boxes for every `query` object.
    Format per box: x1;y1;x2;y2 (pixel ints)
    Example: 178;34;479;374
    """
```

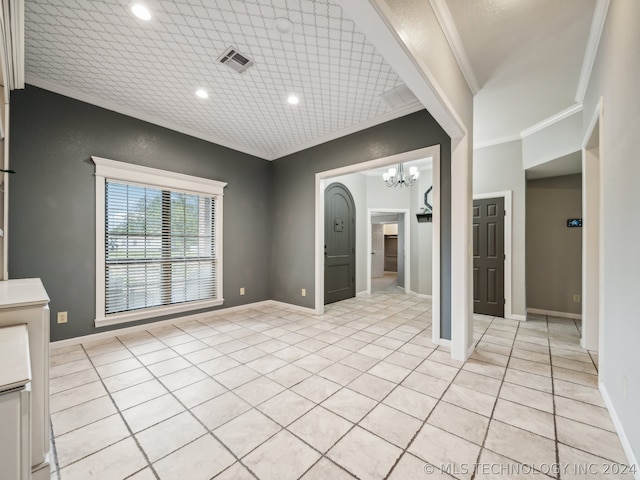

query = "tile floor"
371;272;400;294
48;294;634;480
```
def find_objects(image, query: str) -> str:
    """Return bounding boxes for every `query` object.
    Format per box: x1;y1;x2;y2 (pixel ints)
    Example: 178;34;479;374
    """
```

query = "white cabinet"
0;324;32;480
0;280;51;480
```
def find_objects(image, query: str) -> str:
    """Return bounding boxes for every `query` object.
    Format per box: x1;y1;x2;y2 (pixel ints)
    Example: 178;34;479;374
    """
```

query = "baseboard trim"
356;290;370;297
506;314;527;322
599;381;640;478
527;308;582;320
51;299;309;350
409;290;433;299
432;338;451;348
268;300;316;315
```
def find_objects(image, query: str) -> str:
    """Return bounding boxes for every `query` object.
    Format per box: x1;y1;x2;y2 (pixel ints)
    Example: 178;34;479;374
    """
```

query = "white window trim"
92;156;227;328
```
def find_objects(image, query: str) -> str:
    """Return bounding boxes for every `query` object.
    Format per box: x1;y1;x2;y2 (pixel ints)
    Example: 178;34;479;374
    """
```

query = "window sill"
95;298;224;328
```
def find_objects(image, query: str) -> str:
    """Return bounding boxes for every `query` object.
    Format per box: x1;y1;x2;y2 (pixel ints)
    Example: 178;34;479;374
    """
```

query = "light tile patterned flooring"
48;294;634;480
371;272;400;294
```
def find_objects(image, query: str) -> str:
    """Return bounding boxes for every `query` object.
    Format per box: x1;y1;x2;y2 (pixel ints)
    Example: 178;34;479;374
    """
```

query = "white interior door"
372;224;384;278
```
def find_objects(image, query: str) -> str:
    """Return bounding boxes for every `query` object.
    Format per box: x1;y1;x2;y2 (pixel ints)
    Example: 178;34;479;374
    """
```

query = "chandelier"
382;163;419;187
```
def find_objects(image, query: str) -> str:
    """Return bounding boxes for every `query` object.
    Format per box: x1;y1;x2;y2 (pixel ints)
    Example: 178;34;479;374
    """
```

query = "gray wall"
270;110;451;338
9;86;271;341
9;89;451;341
473;140;526;317
526;174;582;314
583;0;640;461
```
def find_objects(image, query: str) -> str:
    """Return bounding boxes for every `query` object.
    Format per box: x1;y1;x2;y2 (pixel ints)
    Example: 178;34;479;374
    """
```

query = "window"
93;157;226;327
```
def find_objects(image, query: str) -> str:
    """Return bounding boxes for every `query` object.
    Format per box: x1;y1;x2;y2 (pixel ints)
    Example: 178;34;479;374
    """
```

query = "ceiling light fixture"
287;94;299;105
383;163;419;187
131;3;151;21
195;89;209;99
273;17;294;35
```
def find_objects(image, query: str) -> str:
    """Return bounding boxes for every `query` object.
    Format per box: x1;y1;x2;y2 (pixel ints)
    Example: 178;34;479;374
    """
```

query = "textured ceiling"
24;0;419;160
445;0;597;145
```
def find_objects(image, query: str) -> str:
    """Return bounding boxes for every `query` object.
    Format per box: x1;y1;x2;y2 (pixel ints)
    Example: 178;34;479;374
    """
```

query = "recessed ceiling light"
131;3;151;21
287;94;299;105
195;89;209;99
273;17;294;35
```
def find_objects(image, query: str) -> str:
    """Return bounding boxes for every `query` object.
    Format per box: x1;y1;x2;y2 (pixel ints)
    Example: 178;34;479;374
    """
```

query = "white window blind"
105;181;217;314
93;156;226;327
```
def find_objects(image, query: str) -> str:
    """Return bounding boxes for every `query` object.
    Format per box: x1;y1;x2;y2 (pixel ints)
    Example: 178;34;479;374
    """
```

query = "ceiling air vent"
380;84;420;109
217;46;255;74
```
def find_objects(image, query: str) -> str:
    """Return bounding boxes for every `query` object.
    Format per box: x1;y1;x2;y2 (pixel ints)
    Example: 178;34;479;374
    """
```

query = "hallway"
371;272;401;295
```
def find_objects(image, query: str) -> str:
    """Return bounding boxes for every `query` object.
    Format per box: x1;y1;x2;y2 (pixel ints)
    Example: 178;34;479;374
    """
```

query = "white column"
451;135;473;361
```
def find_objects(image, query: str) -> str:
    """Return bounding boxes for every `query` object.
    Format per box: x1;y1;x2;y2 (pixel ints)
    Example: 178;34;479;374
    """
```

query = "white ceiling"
443;0;598;146
23;0;602;160
24;0;421;160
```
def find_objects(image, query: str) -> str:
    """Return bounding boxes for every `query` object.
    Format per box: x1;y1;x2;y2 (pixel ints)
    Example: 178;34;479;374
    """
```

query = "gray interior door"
473;197;505;317
325;183;356;304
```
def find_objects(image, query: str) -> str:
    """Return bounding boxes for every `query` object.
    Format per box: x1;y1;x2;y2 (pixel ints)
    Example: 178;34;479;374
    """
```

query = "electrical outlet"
240;287;245;296
57;312;68;324
572;294;581;303
301;288;306;297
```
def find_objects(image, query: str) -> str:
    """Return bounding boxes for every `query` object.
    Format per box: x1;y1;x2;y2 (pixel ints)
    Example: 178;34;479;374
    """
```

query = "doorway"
581;99;603;353
384;225;398;273
314;145;443;345
324;183;356;304
367;209;409;295
371;218;404;294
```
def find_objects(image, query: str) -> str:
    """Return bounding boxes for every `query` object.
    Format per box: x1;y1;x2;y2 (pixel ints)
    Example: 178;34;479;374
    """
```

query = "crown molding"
25;76;270;160
520;103;583;138
26;77;427;162
1;0;25;91
575;0;611;103
473;134;521;150
271;102;424;160
474;103;584;150
429;0;480;95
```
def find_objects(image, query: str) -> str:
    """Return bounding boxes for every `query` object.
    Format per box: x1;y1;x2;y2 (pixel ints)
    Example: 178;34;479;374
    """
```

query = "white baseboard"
268;300;316;315
599;381;640;478
409;290;432;299
356;290;370;297
432;338;451;348
527;308;582;320
51;299;307;350
506;313;527;322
